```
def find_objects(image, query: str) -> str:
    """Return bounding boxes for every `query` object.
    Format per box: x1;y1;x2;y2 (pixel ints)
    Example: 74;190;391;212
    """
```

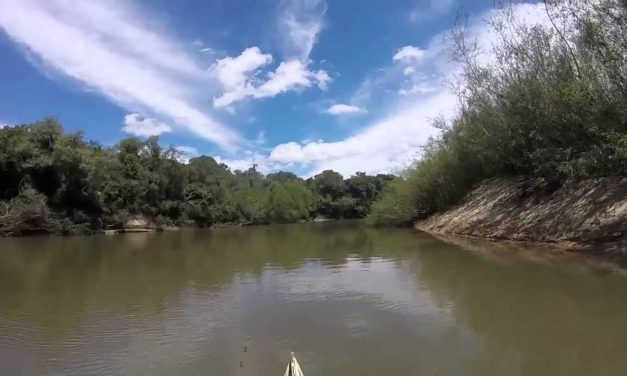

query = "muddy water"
1;221;626;375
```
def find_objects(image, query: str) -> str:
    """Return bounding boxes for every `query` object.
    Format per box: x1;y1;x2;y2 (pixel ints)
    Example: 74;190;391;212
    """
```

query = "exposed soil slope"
416;177;627;253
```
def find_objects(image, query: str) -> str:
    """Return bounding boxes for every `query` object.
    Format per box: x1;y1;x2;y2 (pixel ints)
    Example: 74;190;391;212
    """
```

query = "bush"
365;178;418;227
0;189;60;236
368;0;627;226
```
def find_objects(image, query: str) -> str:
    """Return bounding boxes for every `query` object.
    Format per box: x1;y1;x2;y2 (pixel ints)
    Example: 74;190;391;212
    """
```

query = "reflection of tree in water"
0;222;418;337
412;241;627;375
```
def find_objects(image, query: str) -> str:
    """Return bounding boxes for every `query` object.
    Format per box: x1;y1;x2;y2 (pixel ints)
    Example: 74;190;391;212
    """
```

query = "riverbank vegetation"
0;121;393;236
367;0;627;226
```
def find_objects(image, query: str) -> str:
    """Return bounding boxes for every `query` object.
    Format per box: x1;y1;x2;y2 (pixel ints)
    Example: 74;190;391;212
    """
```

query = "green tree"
0;120;394;235
266;180;315;222
310;170;345;199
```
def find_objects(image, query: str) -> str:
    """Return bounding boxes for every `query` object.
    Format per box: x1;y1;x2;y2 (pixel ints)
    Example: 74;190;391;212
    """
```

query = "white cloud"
257;60;329;95
399;81;441;96
208;0;330;109
211;50;330;108
389;34;450;99
174;145;199;163
279;0;327;61
403;66;416;76
269;92;457;175
174;145;199;155
214;152;273;173
203;0;331;110
393;45;427;62
312;69;332;89
324;104;366;116
211;47;273;91
123;113;172;137
0;0;240;149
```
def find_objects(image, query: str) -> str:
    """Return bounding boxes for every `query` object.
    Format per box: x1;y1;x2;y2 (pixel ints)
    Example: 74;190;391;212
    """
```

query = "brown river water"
1;221;626;375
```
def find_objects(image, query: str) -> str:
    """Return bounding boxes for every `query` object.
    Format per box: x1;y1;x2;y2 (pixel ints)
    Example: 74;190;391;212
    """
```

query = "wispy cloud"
254;131;267;145
175;145;199;155
0;0;240;149
279;0;327;62
122;113;172;137
174;145;200;163
214;152;275;173
269;92;456;175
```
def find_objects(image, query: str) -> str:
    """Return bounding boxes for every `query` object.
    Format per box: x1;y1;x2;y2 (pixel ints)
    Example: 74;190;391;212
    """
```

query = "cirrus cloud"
279;0;327;62
174;145;200;163
0;0;240;149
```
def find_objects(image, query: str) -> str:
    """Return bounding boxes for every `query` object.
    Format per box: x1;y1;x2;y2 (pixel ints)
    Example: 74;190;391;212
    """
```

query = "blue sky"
0;0;543;176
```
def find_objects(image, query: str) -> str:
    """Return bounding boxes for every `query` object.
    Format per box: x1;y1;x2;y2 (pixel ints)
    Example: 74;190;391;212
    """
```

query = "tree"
266;171;300;184
266;181;315;222
0;121;392;235
310;170;345;199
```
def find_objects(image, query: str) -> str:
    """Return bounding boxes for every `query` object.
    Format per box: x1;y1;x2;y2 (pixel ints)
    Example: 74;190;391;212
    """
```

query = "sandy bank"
416;177;627;257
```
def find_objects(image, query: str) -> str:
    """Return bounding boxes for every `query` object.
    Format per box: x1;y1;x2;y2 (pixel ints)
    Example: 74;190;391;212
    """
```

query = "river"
0;221;626;375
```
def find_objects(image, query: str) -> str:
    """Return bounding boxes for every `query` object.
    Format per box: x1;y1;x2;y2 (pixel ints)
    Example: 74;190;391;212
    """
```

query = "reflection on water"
0;221;626;375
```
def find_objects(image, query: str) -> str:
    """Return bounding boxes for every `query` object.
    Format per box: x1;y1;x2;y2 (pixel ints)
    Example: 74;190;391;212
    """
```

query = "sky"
0;0;546;177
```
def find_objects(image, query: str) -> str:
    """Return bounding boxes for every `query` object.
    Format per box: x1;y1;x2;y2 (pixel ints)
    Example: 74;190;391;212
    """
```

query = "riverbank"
415;177;627;258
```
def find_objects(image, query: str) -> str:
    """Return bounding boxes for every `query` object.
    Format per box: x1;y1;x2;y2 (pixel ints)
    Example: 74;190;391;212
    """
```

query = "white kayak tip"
284;352;304;376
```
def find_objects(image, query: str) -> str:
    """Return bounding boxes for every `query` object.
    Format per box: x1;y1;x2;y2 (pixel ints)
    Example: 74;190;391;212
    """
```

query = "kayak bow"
283;353;304;376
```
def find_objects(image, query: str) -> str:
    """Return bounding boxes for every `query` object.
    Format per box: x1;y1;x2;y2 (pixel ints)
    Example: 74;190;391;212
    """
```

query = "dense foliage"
367;0;627;226
0;121;393;236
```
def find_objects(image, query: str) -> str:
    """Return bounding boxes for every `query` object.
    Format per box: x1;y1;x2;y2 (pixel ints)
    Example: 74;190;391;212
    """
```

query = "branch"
543;0;582;80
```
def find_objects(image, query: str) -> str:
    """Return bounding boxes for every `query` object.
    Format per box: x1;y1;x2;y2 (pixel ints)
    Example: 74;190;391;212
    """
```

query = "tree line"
367;0;627;226
0;120;393;236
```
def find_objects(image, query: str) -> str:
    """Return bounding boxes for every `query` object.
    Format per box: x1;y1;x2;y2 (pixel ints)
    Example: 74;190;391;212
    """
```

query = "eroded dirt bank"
416;177;627;256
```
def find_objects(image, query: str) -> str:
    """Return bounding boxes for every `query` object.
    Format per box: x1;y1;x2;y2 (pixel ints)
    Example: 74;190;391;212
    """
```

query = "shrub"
368;0;627;226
